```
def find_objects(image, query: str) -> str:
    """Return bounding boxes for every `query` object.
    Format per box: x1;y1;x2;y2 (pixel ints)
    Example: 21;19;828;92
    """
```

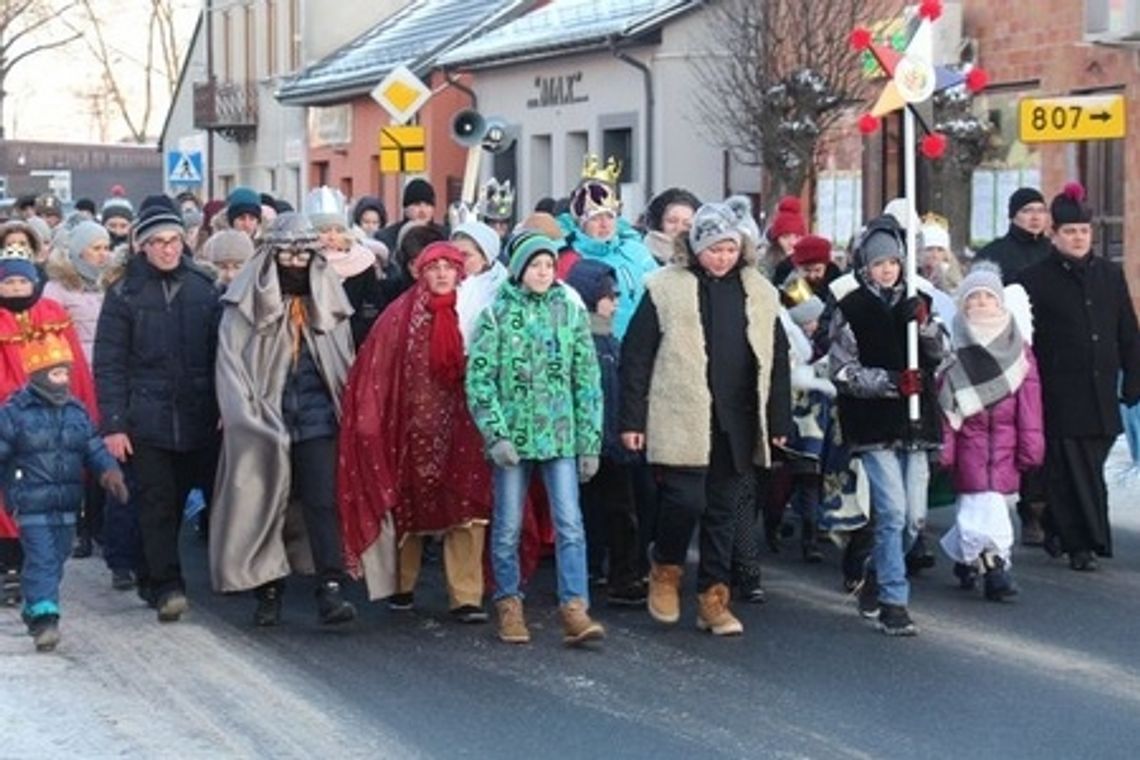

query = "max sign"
527;72;588;109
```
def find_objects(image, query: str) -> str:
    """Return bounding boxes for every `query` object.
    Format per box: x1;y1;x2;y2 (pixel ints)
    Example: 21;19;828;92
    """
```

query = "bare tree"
69;0;189;143
691;0;896;205
0;0;82;138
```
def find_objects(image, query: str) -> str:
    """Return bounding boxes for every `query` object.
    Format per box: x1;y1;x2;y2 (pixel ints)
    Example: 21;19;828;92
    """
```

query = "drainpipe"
441;67;477;110
610;38;654;200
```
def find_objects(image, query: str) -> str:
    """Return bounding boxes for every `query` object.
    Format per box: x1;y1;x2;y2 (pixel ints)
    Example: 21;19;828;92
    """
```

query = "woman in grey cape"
208;213;357;627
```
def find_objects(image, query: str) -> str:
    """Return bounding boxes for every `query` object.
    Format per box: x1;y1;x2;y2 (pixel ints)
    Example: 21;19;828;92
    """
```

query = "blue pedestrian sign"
166;150;203;186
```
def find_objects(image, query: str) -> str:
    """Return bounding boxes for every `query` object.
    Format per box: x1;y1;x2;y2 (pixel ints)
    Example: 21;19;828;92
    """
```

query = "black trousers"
580;457;640;590
653;430;755;592
289;437;346;582
1044;436;1114;556
78;478;106;543
133;441;218;597
101;463;142;573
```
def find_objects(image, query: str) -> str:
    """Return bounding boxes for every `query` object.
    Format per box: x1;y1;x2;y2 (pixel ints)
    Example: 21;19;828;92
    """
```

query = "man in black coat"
976;187;1051;284
1016;183;1140;571
94;205;223;621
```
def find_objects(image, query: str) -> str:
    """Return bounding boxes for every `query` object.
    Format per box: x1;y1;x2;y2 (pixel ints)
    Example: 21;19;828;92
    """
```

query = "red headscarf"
417;242;467;387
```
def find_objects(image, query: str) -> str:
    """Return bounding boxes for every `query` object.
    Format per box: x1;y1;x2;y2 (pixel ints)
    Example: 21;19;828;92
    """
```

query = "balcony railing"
193;79;258;142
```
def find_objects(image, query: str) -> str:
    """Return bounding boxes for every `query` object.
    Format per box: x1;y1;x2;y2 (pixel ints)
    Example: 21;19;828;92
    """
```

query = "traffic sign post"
167;150;204;186
1018;94;1126;143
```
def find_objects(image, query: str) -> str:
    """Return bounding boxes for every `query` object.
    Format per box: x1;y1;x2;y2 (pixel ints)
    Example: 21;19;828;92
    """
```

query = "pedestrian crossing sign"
379;126;426;173
166;150;203;186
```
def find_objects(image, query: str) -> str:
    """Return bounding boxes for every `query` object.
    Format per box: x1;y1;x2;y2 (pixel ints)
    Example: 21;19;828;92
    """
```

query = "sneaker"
31;615;61;652
72;535;94;559
983;559;1019;602
449;604;489;624
253;583;283;627
878;604;917;636
495;596;530;644
1069;551;1099;572
316;580;357;625
387;592;414;612
156;591;188;623
953;562;979;591
111;570;135;591
855;569;879;619
607;581;648;608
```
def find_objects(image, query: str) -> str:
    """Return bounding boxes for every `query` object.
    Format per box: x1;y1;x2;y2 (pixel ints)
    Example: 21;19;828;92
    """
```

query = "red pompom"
858;114;881;134
1062;181;1086;202
965;67;989;93
850;27;873;52
918;0;943;21
920;133;948;159
777;196;802;214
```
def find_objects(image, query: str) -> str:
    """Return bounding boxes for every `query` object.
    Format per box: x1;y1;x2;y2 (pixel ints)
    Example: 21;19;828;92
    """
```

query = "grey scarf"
939;311;1028;430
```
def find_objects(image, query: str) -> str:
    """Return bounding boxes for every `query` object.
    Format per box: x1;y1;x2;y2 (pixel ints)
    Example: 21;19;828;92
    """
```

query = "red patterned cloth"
338;284;491;576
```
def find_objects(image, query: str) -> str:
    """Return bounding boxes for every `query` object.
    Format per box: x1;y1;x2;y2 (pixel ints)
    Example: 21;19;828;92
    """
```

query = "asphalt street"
4;446;1140;759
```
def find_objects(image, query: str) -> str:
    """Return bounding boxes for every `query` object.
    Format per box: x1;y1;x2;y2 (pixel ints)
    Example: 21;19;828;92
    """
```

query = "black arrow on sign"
1090;111;1112;123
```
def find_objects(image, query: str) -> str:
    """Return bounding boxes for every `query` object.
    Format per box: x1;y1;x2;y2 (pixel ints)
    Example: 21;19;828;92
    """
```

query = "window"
530;134;552;203
313;161;329;188
266;0;277;76
1080;138;1125;261
601;126;633;183
267;168;277;194
220;174;235;196
340;177;353;202
564;131;588;188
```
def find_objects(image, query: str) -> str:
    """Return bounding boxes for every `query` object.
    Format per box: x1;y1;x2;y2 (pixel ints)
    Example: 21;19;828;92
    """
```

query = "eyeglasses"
275;248;314;265
147;235;183;250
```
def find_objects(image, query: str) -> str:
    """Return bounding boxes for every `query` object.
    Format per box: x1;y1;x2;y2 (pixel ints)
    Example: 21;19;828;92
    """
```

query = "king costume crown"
581;154;623;186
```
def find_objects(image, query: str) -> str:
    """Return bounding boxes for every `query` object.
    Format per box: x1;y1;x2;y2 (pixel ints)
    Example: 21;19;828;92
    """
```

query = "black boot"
253;582;284;627
982;553;1019;600
72;535;94;559
801;519;823;564
317;580;356;625
30;614;61;652
905;532;936;576
2;568;21;607
953;561;979;591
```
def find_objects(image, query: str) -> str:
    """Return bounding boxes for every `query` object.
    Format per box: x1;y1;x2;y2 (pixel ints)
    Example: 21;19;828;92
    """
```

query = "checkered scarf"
939;310;1028;431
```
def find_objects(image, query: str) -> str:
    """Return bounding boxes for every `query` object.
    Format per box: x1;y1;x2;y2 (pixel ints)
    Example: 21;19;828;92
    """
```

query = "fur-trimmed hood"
44;246;116;292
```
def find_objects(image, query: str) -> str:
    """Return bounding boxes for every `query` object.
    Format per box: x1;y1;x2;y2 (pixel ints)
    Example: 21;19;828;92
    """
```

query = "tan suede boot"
648;561;683;624
560;598;605;646
697;583;743;636
495;597;530;644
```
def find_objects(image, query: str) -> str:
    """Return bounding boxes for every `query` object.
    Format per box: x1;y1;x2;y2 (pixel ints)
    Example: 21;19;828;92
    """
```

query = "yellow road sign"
1019;94;1126;143
371;65;431;125
379;126;426;173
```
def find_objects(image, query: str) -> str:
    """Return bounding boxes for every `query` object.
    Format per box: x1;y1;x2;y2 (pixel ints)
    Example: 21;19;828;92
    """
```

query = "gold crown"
921;212;949;230
581;154;623;185
21;332;74;375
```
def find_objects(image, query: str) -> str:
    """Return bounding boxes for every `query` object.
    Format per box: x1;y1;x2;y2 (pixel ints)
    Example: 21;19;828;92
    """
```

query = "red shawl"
0;298;98;539
338;284;491;576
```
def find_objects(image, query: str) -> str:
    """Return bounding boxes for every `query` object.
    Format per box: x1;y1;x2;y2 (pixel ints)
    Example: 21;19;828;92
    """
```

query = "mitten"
100;469;130;504
578;455;600;483
489;439;520;468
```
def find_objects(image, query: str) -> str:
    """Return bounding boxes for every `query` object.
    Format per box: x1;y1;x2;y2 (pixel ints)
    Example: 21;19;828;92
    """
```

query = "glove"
100;469;130;504
900;296;929;326
489;439;520;468
891;368;924;397
578;455;600;483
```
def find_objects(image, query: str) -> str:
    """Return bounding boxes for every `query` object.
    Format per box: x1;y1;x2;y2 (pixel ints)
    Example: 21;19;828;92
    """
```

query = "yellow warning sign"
379;126;426;173
1019;94;1126;143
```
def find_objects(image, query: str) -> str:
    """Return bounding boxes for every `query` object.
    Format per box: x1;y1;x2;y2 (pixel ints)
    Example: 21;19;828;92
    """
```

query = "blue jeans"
19;521;75;618
491;457;589;605
859;449;929;606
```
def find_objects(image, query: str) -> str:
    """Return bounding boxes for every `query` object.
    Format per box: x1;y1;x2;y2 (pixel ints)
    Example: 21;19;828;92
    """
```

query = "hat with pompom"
767;196;807;241
1050;181;1093;227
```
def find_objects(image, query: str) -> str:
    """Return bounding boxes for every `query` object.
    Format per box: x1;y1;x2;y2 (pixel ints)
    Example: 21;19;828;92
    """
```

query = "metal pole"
903;107;919;422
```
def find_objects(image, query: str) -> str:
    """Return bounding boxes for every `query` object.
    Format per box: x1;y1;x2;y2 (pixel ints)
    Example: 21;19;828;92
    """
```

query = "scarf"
288;297;308;370
325;244;375;279
29;370;71;406
426;290;464;386
457;260;508;346
939;309;1028;430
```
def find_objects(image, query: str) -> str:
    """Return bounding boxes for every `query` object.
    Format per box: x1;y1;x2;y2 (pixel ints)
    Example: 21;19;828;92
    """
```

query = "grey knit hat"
955;260;1004;308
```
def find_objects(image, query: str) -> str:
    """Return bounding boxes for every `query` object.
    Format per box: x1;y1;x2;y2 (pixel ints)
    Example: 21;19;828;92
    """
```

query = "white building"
437;0;758;217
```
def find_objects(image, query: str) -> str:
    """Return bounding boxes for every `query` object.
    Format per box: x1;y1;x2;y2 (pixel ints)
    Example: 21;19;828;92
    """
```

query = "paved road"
4;446;1140;758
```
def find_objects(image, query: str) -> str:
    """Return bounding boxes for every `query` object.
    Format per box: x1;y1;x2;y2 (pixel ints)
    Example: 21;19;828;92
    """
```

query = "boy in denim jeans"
466;231;605;646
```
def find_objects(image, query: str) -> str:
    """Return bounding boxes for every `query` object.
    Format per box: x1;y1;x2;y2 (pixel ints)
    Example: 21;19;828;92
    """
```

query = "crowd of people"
0;160;1136;654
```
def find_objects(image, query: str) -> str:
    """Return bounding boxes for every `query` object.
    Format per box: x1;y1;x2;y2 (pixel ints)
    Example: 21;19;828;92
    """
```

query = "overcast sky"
5;0;199;144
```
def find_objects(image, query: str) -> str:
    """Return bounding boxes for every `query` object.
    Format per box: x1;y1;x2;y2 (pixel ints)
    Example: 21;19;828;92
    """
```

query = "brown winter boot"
495;597;530;644
696;583;744;636
560;598;605;646
648;561;683;624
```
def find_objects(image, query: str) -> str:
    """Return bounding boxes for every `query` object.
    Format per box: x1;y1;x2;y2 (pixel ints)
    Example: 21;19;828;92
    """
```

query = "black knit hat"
75;198;97;215
139;194;177;215
1007;187;1045;218
133;205;184;245
644;187;701;232
1050;182;1093;227
401;178;436;208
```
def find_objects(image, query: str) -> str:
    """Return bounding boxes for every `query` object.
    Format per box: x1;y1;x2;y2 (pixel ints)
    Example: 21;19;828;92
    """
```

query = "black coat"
976;224;1051;284
94;255;222;451
280;341;337;443
342;268;384;348
1016;249;1140;437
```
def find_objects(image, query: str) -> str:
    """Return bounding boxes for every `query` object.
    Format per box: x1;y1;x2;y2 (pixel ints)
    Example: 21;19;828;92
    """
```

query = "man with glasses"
209;214;357;627
94;203;222;622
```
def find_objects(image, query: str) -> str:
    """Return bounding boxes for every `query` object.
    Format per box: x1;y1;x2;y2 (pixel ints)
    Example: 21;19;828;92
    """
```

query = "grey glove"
578;455;600;483
100;469;130;504
489;439;520;468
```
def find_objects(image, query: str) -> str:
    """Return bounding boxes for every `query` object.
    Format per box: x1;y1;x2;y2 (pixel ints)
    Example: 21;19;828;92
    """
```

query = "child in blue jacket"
0;335;128;651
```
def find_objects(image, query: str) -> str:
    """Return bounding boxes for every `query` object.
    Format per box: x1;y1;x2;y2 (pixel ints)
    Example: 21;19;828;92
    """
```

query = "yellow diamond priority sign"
1019;94;1126;143
371;65;431;125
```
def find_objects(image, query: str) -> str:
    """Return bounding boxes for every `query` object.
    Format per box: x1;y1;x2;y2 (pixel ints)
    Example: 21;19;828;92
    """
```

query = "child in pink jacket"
938;262;1044;600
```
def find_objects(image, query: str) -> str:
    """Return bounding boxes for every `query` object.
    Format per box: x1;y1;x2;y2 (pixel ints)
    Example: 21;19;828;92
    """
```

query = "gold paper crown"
21;332;74;375
581;154;623;185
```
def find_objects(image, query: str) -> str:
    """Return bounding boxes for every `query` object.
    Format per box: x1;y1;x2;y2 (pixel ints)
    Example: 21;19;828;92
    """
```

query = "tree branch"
6;30;81;69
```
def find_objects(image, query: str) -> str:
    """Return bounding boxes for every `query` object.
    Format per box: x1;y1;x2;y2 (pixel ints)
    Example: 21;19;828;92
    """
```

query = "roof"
437;0;696;69
276;0;527;105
